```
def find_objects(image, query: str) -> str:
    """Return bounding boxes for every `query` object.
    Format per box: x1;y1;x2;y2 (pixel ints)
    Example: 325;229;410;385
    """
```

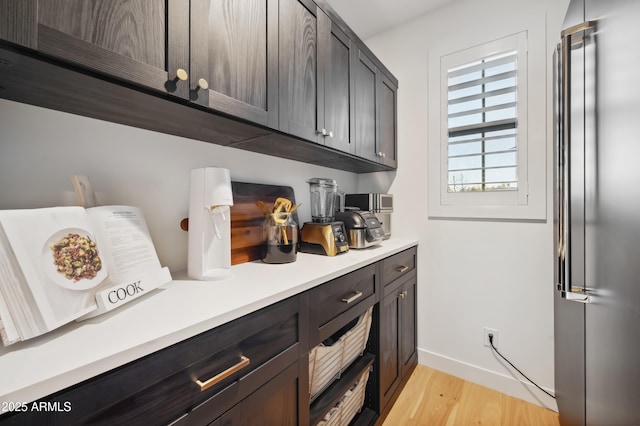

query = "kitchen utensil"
289;203;301;214
271;197;294;245
255;200;272;215
273;197;292;214
262;212;298;264
230;182;298;265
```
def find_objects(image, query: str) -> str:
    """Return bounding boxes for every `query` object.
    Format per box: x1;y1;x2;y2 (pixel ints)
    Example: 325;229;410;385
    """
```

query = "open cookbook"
0;205;171;346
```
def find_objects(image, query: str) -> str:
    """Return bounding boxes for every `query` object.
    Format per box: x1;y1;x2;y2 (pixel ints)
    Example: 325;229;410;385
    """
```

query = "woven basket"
316;367;371;426
309;307;373;399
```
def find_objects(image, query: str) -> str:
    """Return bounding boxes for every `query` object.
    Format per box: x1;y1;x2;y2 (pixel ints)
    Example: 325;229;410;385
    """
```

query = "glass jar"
262;212;298;263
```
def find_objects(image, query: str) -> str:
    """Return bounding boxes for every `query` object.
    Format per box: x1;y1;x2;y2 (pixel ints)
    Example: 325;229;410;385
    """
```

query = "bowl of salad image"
43;228;107;291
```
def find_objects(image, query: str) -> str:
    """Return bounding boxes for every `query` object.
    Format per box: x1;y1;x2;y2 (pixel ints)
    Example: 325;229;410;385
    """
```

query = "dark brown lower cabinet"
0;247;417;426
0;295;305;426
176;358;306;426
225;360;303;426
378;266;418;416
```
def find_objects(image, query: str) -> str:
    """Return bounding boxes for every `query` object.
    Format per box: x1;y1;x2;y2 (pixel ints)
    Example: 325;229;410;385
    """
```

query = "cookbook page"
86;206;162;284
0;207;101;337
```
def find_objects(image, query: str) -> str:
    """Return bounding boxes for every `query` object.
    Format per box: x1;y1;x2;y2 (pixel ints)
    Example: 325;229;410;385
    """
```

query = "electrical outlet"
483;327;498;348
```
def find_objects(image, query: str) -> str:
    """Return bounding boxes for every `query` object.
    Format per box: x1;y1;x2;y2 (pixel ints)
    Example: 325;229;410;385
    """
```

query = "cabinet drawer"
380;247;417;287
1;296;302;426
309;264;377;345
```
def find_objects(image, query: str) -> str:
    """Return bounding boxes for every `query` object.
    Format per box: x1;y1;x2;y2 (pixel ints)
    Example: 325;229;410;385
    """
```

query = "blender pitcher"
306;178;338;223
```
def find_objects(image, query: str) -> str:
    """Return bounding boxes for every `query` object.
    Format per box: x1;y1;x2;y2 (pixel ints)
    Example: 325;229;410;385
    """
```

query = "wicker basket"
316;367;371;426
309;307;373;399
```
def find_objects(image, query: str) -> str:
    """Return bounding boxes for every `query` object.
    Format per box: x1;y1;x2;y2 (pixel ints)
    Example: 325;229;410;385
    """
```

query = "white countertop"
0;238;417;406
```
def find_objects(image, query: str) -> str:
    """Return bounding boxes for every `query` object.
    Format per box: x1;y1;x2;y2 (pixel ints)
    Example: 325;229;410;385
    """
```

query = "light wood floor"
382;365;560;426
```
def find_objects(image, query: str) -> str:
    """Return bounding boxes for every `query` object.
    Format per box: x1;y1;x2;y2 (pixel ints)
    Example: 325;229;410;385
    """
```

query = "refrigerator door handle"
557;21;596;304
561;20;596;39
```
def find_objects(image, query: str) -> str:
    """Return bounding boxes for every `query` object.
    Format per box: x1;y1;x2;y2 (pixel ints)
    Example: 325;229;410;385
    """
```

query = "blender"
299;178;349;256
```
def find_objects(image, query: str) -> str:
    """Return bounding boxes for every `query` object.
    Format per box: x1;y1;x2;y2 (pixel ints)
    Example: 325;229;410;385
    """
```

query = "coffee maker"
299;178;349;256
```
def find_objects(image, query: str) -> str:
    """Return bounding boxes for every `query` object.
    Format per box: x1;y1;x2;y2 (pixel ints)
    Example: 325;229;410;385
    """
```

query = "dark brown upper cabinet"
278;0;322;144
0;0;398;173
355;51;397;168
379;72;398;168
355;49;398;167
318;10;357;155
279;2;357;152
190;0;279;129
18;0;190;99
355;51;378;162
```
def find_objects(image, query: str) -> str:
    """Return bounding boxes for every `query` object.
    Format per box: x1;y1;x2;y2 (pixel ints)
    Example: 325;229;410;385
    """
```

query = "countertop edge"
0;239;418;406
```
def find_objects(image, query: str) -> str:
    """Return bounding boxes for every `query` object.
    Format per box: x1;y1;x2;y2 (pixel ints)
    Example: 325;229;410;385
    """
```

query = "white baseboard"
418;348;558;412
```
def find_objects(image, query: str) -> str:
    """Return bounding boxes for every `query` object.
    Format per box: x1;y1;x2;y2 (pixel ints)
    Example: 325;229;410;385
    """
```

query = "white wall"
360;0;569;409
0;99;358;272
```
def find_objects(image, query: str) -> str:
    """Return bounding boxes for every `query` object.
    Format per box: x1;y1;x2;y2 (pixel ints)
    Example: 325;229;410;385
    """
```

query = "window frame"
428;29;546;220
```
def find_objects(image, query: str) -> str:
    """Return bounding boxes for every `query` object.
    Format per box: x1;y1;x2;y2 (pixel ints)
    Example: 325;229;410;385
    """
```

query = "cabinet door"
34;0;189;98
399;277;417;376
378;73;398;168
379;286;401;411
279;0;321;143
221;361;302;426
355;50;379;162
0;0;36;48
190;0;278;128
354;49;399;166
318;11;356;154
379;271;418;411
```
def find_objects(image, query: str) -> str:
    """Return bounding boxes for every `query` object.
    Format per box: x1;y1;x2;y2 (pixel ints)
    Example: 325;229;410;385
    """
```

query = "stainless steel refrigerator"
554;0;640;424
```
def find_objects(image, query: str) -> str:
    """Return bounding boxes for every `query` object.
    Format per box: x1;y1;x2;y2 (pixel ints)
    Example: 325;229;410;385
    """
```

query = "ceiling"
324;0;459;39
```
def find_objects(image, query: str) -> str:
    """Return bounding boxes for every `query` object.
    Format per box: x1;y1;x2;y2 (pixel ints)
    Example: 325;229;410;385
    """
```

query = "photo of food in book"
44;229;107;291
51;232;102;281
0;206;171;346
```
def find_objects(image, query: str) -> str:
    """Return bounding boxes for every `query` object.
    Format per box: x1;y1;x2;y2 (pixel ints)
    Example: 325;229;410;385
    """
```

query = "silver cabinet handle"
341;291;363;304
557;20;596;304
195;355;250;392
398;290;408;299
396;265;409;273
328;131;333;138
376;151;386;158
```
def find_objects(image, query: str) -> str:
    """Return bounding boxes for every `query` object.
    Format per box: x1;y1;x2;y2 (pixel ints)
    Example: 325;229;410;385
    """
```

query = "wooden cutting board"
230;181;299;265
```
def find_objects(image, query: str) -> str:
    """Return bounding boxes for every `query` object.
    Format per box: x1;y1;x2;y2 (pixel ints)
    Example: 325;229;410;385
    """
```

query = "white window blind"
447;51;519;193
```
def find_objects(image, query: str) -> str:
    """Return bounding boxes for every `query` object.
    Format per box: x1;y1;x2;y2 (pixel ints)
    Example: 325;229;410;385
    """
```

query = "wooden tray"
230;182;298;265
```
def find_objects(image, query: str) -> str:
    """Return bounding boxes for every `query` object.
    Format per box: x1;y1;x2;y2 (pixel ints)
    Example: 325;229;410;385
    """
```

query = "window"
428;31;546;220
447;51;519;193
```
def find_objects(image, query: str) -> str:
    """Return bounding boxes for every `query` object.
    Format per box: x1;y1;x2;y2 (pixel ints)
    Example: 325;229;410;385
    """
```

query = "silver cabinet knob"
315;129;334;138
377;152;387;158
